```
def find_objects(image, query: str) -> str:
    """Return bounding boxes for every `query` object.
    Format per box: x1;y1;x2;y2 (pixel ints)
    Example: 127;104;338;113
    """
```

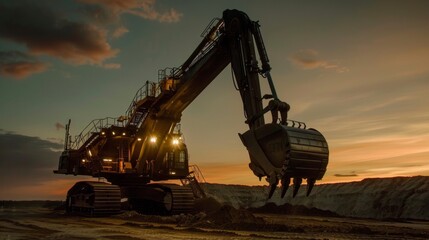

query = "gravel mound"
194;197;223;214
116;200;265;230
201;204;264;225
116;199;306;232
249;202;339;217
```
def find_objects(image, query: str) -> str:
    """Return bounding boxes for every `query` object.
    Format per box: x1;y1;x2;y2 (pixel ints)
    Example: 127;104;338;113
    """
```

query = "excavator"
54;9;329;216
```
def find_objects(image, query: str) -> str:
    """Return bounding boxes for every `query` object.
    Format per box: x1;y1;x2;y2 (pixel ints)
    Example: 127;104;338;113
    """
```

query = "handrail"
201;18;221;37
158;67;183;83
189;164;207;183
72;80;161;150
71;117;120;149
125;81;149;119
124;80;160;126
186;20;224;73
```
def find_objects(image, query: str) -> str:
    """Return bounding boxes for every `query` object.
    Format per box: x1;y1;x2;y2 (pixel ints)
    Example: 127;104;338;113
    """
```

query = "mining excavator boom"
54;9;329;216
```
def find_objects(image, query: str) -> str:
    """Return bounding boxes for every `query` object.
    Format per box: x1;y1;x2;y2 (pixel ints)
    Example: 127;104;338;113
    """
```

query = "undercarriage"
66;181;195;216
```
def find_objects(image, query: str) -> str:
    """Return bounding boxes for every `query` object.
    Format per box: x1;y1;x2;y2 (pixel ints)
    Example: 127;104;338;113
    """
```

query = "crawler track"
168;184;195;214
66;181;194;216
66;181;121;216
126;184;195;215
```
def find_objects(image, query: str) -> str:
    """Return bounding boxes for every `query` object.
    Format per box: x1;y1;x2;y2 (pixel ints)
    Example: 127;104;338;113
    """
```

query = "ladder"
181;165;207;199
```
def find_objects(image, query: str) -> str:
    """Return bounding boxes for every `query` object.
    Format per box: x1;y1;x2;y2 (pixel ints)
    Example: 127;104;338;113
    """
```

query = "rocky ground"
1;177;428;239
1;198;428;240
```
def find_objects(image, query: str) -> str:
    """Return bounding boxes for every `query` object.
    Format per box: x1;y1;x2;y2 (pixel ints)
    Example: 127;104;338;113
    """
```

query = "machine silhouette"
55;9;329;216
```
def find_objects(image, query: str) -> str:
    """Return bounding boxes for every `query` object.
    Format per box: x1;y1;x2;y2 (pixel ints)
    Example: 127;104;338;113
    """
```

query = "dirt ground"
1;206;429;240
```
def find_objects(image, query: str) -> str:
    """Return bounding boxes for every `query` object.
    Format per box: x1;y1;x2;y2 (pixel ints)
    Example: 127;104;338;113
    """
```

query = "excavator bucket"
239;123;329;198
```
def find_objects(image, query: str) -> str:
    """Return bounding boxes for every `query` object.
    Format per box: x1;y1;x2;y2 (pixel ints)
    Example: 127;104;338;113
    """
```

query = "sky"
1;0;429;200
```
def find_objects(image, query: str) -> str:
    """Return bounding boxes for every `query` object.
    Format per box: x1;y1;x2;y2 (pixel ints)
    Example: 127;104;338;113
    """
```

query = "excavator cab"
162;144;188;177
158;133;189;179
140;130;190;180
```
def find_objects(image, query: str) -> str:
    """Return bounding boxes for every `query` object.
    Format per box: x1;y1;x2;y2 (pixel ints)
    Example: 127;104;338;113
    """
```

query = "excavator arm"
131;9;329;197
225;10;329;198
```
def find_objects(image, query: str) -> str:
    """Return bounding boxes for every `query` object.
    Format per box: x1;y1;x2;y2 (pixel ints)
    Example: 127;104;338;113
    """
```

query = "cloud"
102;63;121;69
0;51;49;79
0;132;62;187
79;0;183;23
0;132;63;168
0;131;90;200
55;122;65;131
0;1;182;79
112;26;129;38
80;2;120;24
47;137;64;145
0;2;118;66
290;49;349;73
334;172;358;177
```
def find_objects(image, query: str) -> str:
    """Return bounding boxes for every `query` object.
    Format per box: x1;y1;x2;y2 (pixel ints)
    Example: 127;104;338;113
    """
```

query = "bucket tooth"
306;178;316;196
267;178;279;199
268;184;277;199
292;178;302;198
280;177;290;198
